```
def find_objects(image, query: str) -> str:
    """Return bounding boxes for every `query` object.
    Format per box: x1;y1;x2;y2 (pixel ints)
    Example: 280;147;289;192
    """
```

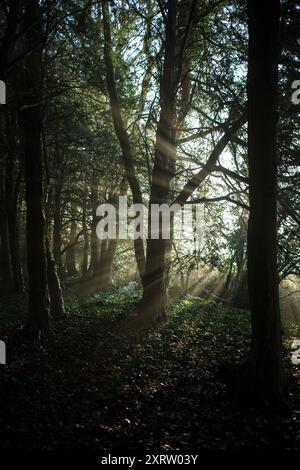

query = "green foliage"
65;282;142;319
283;320;300;341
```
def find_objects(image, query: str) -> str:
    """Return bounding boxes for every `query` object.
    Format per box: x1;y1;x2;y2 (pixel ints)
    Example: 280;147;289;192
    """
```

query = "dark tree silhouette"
19;0;50;336
246;0;283;404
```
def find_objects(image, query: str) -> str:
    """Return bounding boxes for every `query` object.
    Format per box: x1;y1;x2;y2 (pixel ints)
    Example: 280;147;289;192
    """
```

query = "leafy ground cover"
0;285;299;451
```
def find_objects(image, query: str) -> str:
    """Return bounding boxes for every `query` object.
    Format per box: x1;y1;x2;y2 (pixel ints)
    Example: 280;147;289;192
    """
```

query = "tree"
102;0;247;327
66;202;78;276
0;0;23;293
19;0;50;336
102;0;146;285
139;0;179;323
245;0;283;404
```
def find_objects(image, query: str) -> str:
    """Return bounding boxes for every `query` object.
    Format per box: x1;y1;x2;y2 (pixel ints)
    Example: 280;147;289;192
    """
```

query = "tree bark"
46;238;66;320
102;0;146;283
244;0;283;405
140;0;178;324
53;149;64;275
89;182;125;292
0;162;13;290
81;190;89;277
94;239;117;291
66;201;78;276
88;170;101;276
19;0;50;337
0;0;21;81
5;111;24;291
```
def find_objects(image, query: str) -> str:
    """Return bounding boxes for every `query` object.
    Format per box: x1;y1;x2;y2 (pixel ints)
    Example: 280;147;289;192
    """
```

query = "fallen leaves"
0;290;299;450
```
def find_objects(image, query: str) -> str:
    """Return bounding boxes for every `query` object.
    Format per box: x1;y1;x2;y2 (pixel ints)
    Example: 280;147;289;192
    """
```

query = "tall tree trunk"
140;0;178;324
46;238;66;320
19;0;49;337
102;0;146;283
53;150;64;275
90;183;125;292
246;0;282;403
5;111;24;291
45;185;65;320
66;201;78;276
81;190;89;277
0;0;21;81
95;239;117;291
0;162;13;290
0;0;22;292
89;170;101;276
7;172;23;291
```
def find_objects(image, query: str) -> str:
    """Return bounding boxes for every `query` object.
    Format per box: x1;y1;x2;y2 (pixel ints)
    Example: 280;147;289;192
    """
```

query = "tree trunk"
89;170;101;276
81;191;89;277
90;184;123;292
245;0;282;404
0;0;21;81
140;0;178;324
19;0;49;337
0;172;13;290
0;1;22;292
102;0;146;283
7;173;23;291
0;114;13;290
53;151;64;275
66;201;78;276
46;238;66;320
95;239;117;291
141;239;169;323
45;184;65;320
5;111;24;291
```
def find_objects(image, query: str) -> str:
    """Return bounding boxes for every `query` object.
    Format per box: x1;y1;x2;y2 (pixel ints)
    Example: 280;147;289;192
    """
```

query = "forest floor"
0;283;300;451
